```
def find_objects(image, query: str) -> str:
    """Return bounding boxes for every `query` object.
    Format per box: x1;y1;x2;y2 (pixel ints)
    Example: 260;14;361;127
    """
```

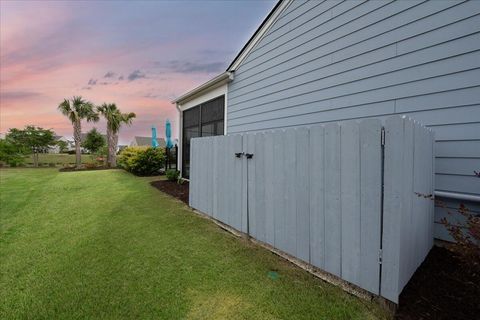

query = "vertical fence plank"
341;121;361;286
284;129;297;256
212;137;219;219
206;138;213;217
264;131;275;246
401;118;414;289
241;134;248;233
309;125;325;269
273;130;287;252
226;135;236;226
381;116;404;303
196;138;204;213
215;137;223;222
188;139;195;208
295;127;310;262
247;133;256;237
413;121;424;275
254;133;267;242
429;130;435;250
324;123;342;277
235;134;245;231
359;119;382;294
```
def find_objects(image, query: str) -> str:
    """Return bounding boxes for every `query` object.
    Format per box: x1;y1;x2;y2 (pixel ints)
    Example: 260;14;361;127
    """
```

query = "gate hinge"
381;127;385;146
378;249;383;264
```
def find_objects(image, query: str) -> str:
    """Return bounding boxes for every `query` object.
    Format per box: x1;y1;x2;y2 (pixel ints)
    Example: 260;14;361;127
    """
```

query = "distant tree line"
0;126;56;167
0;96;136;169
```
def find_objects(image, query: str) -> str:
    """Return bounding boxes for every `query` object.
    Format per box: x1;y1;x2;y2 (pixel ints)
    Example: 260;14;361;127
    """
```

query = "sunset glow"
0;0;276;144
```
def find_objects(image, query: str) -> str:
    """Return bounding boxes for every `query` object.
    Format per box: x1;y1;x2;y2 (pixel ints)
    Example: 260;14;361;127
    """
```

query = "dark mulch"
395;246;480;320
150;180;189;204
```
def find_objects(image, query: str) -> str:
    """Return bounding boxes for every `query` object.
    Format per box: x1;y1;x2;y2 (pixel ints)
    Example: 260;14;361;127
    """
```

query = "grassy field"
0;169;387;319
25;153;96;165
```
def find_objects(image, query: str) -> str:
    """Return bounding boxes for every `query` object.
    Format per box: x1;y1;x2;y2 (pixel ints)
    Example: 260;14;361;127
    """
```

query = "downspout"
175;103;183;178
435;191;480;203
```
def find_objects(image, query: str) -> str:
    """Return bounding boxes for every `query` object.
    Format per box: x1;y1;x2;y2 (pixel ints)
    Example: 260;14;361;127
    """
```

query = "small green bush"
166;169;180;182
117;146;148;169
0;139;26;167
118;147;165;176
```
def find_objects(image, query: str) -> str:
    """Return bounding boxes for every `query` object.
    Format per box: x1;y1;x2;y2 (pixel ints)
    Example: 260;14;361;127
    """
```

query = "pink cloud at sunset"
0;0;276;144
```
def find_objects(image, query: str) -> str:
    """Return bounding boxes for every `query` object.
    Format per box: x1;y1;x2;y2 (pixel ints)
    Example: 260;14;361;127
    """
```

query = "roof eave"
172;71;234;105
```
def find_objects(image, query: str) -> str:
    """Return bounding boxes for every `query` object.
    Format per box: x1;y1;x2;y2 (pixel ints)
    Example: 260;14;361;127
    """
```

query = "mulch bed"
395;246;479;320
150;180;189;204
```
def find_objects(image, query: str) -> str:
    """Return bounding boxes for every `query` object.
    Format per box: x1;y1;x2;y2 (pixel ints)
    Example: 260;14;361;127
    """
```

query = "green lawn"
0;169;387;319
25;153;95;165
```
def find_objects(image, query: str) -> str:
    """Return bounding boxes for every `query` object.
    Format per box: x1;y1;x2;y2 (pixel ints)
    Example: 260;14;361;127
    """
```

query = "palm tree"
97;103;136;167
58;96;99;168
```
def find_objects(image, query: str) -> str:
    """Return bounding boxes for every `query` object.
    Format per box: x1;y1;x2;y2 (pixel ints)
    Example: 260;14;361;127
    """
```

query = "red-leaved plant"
417;170;480;271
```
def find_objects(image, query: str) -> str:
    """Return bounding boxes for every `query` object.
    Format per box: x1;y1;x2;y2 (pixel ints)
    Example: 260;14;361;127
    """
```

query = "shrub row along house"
173;0;480;244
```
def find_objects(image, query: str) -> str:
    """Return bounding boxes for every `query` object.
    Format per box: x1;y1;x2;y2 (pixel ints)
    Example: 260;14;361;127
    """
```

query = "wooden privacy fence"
189;116;434;303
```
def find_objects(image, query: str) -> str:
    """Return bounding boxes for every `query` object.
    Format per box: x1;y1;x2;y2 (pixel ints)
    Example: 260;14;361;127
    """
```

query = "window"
182;95;224;178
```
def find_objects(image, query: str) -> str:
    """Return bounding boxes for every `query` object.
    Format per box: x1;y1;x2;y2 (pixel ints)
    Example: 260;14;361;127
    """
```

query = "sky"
0;0;276;144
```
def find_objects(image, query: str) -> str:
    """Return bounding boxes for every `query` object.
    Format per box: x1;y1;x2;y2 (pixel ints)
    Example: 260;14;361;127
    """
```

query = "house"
173;0;480;242
129;136;166;148
117;145;128;153
49;136;74;153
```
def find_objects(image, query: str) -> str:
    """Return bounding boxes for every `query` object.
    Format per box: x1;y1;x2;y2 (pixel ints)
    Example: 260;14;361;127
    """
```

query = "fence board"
381;116;405;302
341;121;361;286
247;133;257;238
309;125;325;269
359;119;382;294
273;131;287;252
264;131;275;246
296;127;310;262
401;118;414;290
324;123;342;277
285;129;297;256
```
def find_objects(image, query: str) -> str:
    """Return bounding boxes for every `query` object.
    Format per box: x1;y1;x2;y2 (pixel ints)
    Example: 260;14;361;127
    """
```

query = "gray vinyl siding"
227;0;480;241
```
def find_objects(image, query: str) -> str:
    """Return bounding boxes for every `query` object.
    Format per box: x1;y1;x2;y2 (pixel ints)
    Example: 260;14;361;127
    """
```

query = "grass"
0;169;388;319
25;153;95;165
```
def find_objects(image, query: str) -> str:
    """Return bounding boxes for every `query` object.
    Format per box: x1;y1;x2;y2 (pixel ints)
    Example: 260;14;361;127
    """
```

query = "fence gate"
189;116;434;303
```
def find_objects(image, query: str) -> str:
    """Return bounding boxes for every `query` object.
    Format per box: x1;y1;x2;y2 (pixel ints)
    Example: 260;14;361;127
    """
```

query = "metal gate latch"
235;152;244;158
245;153;254;159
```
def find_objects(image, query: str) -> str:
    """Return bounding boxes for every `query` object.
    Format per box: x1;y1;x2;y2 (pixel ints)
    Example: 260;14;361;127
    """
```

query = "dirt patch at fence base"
395;246;479;320
150;180;189;204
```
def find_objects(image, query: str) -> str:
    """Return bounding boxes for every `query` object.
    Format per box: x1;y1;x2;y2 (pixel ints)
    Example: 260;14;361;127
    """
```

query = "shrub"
118;147;165;176
417;171;480;272
166;169;180;182
117;146;148;169
0;139;26;167
439;202;480;271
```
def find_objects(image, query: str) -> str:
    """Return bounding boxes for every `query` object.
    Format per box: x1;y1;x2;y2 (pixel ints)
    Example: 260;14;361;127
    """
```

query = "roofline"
172;71;234;105
227;0;291;71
